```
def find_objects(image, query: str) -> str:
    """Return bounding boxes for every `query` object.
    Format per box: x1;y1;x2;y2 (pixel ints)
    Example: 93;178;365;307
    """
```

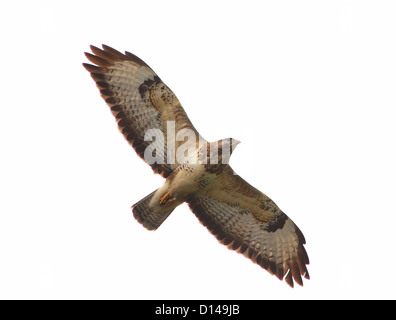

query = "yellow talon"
160;192;174;206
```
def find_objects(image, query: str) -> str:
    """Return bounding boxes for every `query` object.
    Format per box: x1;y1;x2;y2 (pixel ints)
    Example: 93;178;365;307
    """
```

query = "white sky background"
1;0;395;299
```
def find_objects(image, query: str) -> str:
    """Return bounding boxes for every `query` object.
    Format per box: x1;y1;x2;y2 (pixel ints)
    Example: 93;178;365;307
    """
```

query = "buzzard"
83;45;310;287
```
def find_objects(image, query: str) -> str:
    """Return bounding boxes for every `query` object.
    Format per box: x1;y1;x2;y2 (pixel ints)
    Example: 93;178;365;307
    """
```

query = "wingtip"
89;44;99;51
283;266;309;288
101;44;128;60
82;62;92;70
82;63;107;75
284;270;294;288
84;52;113;68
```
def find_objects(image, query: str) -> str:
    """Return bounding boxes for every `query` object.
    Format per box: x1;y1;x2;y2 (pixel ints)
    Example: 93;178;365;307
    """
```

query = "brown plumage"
84;44;201;178
83;45;310;287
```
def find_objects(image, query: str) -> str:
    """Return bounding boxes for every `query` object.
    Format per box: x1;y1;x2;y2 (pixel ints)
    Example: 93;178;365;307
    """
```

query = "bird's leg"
159;192;175;206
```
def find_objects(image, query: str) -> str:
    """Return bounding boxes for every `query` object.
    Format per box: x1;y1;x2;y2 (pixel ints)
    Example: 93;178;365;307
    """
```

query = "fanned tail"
132;190;175;230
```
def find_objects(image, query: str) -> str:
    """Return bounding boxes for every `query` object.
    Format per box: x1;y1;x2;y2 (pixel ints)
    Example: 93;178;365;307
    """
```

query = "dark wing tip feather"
90;72;106;81
290;260;303;287
105;97;118;105
101;44;127;60
82;63;104;73
95;81;109;89
84;52;113;68
285;270;294;288
99;88;114;97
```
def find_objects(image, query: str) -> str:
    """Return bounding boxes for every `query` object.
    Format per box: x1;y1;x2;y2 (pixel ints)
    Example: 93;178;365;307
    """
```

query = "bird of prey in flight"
83;45;309;287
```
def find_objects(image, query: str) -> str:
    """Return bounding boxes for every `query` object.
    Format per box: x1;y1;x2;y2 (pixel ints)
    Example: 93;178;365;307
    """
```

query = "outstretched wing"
83;45;204;178
187;166;309;287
